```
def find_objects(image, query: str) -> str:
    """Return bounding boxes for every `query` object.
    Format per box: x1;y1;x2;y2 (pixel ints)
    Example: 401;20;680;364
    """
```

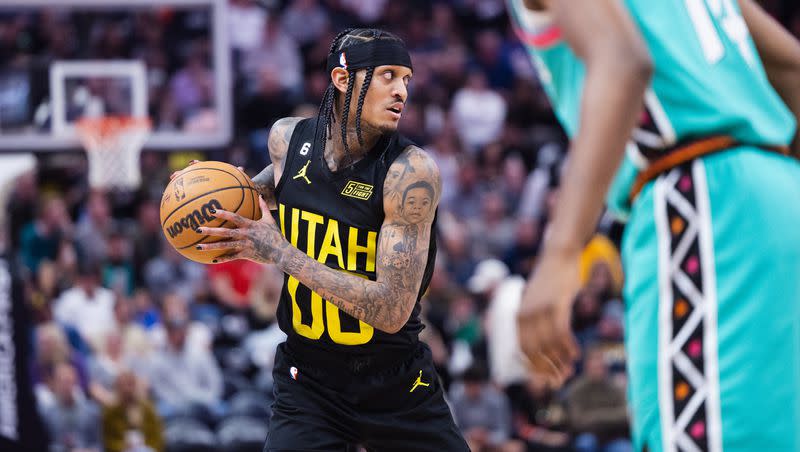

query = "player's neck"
325;118;382;172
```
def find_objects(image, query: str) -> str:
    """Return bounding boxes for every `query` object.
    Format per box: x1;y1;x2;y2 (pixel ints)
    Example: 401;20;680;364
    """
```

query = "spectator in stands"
239;67;296;136
468;190;516;259
27;259;60;323
169;43;215;124
53;260;116;351
451;69;507;152
74;191;113;264
103;228;136;296
19;195;73;274
468;259;527;389
571;290;603;346
131;200;163;280
32;322;91;404
86;302;152;407
503;218;540;276
143;239;205;302
7;167;38;250
146;314;223;420
448;156;484;221
40;362;102;452
450;362;522;452
241;13;302;96
281;0;330;47
102;370;164;452
438;215;478;287
506;375;572;452
150;290;212;354
564;346;632;452
473;28;515;90
227;0;267;52
427;123;461;211
130;288;160;330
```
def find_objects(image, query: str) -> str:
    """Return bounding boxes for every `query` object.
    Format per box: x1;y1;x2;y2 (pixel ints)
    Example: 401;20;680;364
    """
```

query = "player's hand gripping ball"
160;161;261;264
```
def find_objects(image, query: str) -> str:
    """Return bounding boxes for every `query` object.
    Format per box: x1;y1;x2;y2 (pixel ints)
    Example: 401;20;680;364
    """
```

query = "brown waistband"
628;136;790;202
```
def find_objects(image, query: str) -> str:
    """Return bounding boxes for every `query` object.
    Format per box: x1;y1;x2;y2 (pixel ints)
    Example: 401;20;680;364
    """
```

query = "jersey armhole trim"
508;0;562;49
512;23;563;49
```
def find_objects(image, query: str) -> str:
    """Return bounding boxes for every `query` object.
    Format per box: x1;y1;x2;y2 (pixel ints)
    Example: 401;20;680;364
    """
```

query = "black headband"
326;40;413;73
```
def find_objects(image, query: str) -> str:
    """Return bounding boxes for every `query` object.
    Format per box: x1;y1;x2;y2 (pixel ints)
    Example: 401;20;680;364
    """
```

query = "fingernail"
209;208;216;214
195;246;202;250
212;259;218;263
195;228;201;233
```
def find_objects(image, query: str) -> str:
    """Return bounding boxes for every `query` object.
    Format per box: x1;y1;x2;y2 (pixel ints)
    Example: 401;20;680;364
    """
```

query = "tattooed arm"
198;146;441;334
251;117;303;208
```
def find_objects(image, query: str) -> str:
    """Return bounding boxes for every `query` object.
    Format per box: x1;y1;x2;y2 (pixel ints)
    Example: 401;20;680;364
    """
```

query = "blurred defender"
507;0;800;450
192;29;468;450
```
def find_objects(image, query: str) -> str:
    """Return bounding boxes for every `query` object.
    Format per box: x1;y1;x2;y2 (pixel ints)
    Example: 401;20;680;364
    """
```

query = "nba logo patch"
339;52;347;69
290;366;299;380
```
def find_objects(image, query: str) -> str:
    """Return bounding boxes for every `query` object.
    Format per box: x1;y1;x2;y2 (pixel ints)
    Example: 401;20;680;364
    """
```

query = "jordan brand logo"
409;370;430;393
293;160;311;185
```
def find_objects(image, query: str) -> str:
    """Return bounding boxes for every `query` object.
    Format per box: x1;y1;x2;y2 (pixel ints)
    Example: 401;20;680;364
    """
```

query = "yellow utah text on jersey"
278;203;377;345
341;181;373;200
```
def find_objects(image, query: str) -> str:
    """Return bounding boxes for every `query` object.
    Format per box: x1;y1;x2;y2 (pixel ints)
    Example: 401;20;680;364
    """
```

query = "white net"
76;116;151;190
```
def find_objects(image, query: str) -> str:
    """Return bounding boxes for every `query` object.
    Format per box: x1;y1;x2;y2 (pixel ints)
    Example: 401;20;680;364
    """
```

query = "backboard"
0;0;231;150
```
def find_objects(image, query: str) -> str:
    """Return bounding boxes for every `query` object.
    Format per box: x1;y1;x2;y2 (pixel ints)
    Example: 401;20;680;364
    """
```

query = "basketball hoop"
76;116;151;191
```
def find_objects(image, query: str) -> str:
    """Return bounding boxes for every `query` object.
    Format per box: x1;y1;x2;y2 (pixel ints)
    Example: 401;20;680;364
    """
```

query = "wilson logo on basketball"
165;198;222;238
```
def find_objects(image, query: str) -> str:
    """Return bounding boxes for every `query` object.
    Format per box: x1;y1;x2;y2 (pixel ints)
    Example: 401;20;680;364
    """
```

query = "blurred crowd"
4;1;800;452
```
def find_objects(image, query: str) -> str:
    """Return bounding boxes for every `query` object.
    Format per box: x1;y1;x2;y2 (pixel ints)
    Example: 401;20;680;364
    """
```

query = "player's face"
401;187;432;223
359;64;412;133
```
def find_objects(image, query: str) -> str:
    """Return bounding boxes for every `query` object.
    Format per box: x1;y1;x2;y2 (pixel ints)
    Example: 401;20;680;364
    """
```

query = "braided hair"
316;29;405;168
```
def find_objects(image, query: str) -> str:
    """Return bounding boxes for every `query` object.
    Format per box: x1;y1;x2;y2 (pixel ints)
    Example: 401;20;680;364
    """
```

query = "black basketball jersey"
272;118;436;372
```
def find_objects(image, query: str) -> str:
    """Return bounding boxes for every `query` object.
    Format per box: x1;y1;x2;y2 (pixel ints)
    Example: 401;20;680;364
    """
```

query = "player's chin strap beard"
317;39;412;173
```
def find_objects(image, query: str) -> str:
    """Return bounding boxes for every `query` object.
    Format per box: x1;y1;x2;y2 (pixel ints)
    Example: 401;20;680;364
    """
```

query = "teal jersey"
506;0;796;156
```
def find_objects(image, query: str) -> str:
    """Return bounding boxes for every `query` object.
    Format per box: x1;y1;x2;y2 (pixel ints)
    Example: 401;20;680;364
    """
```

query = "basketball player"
194;29;469;450
507;0;800;450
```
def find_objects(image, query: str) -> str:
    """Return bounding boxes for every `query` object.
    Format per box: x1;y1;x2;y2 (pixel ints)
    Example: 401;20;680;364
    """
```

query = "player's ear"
331;68;349;94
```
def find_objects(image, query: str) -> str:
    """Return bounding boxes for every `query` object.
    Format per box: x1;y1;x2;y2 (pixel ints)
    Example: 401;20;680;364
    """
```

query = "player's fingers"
210;251;242;264
540;338;570;383
195;226;242;239
524;350;562;386
169;160;202;180
211;209;248;226
195;240;248;251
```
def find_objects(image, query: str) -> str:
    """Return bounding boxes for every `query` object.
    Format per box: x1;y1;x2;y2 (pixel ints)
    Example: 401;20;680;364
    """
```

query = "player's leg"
700;148;800;451
356;343;470;452
623;149;800;452
264;343;360;452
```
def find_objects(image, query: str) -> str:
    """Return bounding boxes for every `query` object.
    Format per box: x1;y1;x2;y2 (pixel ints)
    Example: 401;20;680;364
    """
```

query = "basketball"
160;161;261;264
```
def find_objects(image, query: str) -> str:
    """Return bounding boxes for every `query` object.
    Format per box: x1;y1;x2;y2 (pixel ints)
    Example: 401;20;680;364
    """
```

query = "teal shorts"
621;147;800;452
